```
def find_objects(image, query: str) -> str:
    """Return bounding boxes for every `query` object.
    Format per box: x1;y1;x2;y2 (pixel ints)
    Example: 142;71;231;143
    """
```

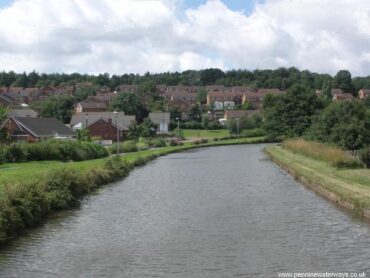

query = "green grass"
182;129;229;139
266;145;370;214
0;137;265;187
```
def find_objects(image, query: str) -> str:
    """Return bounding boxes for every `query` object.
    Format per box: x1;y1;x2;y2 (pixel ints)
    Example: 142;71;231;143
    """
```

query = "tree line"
1;68;370;94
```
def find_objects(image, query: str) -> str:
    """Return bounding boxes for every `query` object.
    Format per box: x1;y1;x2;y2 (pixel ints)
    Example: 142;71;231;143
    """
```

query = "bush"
241;128;266;138
122;140;138;153
282;138;363;169
1;140;108;163
360;147;370;167
150;138;166;148
5;144;27;162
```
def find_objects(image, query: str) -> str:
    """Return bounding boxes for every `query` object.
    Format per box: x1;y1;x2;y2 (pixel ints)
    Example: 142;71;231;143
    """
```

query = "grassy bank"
182;129;229;139
0;136;266;242
266;145;370;218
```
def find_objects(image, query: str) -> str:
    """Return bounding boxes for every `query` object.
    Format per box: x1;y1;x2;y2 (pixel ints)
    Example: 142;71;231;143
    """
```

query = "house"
74;96;109;113
163;86;200;104
332;90;354;101
359;89;370;100
9;108;38;118
0;93;16;107
116;84;139;93
1;116;75;142
223;110;249;121
166;99;192;120
149;112;170;133
70;112;135;141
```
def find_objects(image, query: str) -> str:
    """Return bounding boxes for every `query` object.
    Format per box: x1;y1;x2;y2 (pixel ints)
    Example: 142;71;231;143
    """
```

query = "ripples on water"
0;145;369;277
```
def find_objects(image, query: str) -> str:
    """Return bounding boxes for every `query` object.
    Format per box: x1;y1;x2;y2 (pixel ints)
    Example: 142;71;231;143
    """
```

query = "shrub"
150;138;166;148
282;138;363;169
360;147;370;167
5;144;27;162
121;140;138;153
169;139;180;146
200;138;208;144
241;128;266;138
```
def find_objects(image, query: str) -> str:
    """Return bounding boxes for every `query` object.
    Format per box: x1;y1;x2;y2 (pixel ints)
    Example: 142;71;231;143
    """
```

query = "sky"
0;0;369;76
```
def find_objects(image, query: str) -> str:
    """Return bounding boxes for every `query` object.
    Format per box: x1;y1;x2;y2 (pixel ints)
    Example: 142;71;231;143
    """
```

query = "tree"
127;121;141;142
74;84;98;102
196;88;207;104
170;107;182;121
111;92;148;122
140;118;157;143
334;70;353;94
77;129;91;142
188;104;202;122
321;79;333;104
307;101;370;150
263;85;323;139
32;96;75;123
12;72;29;87
0;106;8;123
200;68;225;85
242;99;253;110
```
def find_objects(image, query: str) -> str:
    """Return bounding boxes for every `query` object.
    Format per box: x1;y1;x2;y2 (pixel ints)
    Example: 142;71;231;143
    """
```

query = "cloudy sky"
0;0;369;76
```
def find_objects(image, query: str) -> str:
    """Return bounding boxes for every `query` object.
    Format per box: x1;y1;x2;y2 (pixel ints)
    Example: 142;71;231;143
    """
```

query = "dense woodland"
1;68;370;94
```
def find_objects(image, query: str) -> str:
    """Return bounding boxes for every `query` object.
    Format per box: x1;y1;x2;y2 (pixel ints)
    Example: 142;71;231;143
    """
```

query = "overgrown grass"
282;138;363;168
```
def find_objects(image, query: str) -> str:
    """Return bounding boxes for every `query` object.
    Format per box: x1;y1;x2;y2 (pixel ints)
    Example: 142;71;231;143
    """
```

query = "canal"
0;145;369;277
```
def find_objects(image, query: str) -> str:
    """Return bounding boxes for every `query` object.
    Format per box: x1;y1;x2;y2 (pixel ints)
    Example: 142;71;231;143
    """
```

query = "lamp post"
176;117;180;143
114;111;119;156
236;117;240;139
85;113;88;129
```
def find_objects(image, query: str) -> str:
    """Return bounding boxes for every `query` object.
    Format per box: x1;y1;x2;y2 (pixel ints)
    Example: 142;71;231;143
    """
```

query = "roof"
224;110;249;119
149;112;170;123
70;112;135;131
10;117;75;138
77;97;109;109
9;108;38;118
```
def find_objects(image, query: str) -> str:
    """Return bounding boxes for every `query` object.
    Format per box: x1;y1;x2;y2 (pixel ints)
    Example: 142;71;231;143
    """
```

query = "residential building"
1;116;75;142
223;110;249;121
74;96;109;113
166;99;192;120
359;89;370;100
149;112;170;133
9;108;39;118
70;112;135;141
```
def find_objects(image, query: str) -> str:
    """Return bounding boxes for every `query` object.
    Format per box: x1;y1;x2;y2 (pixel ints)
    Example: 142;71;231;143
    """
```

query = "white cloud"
0;0;369;75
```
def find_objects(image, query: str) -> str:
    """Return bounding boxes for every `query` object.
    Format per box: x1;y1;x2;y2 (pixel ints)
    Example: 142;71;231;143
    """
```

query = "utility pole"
114;111;119;156
176;117;180;144
237;118;240;139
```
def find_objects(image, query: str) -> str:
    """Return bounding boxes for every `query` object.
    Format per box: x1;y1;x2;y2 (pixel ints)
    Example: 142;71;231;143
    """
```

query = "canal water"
0;145;369;277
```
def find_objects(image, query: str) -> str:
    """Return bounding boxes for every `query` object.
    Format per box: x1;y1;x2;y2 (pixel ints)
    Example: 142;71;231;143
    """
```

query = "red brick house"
70;112;135;141
1;116;75;142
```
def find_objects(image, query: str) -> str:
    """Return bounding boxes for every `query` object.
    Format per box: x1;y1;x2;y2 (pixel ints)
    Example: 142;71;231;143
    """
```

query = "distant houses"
0;86;75;105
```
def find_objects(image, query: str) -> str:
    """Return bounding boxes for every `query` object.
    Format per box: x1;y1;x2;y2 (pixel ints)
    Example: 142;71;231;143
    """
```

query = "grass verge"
0;136;266;243
265;145;370;218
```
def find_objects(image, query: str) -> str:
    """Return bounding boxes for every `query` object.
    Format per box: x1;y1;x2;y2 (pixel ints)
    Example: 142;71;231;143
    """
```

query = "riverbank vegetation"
266;145;370;217
0;136;265;242
0;140;108;164
282;139;363;168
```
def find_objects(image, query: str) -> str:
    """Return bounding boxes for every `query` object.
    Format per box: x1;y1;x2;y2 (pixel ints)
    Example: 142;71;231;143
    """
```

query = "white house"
149;112;170;133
